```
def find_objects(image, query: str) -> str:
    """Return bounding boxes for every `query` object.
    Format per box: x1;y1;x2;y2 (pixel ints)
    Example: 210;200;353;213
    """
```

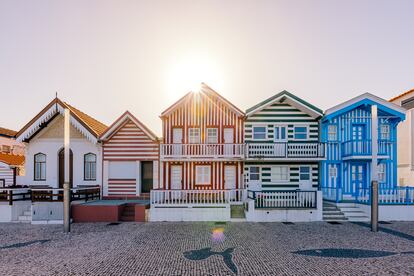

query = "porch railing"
342;140;393;157
356;187;414;205
248;190;317;209
150;189;246;207
246;143;325;159
160;144;244;158
0;188;31;206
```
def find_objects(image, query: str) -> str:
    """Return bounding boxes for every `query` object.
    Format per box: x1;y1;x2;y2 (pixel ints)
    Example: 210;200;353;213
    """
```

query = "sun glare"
166;54;224;98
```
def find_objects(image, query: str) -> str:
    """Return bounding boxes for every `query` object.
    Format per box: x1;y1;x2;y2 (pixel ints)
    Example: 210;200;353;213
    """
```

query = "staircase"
336;203;369;222
120;204;135;222
323;201;348;222
230;205;246;222
16;207;32;223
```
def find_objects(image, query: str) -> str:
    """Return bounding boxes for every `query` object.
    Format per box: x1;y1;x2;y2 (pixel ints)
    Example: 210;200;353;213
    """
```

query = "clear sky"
1;0;413;135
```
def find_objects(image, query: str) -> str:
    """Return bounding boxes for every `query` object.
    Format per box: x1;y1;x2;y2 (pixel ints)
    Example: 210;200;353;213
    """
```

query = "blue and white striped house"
321;93;406;202
244;91;325;192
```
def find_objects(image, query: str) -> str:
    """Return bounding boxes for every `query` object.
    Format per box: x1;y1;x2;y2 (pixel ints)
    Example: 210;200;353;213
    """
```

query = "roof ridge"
389;88;414;102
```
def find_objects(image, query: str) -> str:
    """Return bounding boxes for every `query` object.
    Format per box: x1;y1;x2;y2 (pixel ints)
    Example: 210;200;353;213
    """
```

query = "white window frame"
270;166;289;182
206;128;218;144
253;126;267;140
328;125;338;141
34;153;46;181
274;125;287;142
249;167;260;181
380;124;390;140
294;125;308;140
84;153;97;181
378;163;386;183
188;128;200;144
195;165;211;185
329;166;337;178
299;166;311;181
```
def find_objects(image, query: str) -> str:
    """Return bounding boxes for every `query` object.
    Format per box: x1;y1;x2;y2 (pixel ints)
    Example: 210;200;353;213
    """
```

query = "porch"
160;143;244;160
340;140;394;159
245;142;325;160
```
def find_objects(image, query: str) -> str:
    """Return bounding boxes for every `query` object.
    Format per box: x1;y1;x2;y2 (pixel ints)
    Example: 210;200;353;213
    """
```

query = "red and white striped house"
159;83;245;192
100;111;159;198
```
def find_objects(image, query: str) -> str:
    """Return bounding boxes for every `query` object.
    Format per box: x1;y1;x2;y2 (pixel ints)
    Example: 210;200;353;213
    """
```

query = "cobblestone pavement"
1;221;414;275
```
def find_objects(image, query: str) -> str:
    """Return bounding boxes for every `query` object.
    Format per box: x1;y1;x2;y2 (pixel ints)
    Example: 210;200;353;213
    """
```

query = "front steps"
323;202;348;222
336;203;369;222
230;205;246;222
15;208;32;223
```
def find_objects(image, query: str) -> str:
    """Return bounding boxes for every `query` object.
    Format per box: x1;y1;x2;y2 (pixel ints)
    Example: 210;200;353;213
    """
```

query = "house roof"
100;111;159;141
389;88;414;102
0;153;24;167
16;98;107;141
0;127;17;138
160;83;244;117
246;90;323;118
324;92;406;121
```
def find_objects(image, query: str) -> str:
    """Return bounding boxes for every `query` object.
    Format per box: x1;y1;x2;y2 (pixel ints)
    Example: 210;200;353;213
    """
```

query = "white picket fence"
249;190;318;209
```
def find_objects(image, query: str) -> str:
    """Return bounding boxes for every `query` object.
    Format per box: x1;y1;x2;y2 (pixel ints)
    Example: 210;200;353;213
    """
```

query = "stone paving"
1;221;414;275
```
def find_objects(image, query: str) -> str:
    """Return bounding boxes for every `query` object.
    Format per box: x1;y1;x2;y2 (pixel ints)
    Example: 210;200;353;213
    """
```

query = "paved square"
1;222;414;275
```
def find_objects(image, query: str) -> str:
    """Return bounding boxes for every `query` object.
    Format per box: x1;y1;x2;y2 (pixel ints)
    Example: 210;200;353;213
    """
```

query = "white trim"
293;125;309;140
273;124;288;142
252;125;268;141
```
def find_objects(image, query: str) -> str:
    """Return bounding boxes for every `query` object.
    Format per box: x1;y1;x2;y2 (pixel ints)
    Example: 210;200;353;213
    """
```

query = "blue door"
352;124;367;155
349;164;366;196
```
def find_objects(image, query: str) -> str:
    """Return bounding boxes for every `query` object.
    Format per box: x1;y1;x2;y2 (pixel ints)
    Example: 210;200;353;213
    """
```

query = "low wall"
72;204;123;223
358;204;414;221
31;202;64;224
245;191;323;222
0;201;31;222
149;205;231;222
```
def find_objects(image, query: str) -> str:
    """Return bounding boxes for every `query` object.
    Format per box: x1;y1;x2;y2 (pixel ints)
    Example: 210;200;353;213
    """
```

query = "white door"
172;128;183;155
299;166;312;190
224;128;234;155
170;165;182;199
225;165;237;200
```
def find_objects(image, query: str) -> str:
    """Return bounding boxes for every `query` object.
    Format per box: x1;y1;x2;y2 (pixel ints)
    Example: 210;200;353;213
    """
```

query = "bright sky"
1;0;413;135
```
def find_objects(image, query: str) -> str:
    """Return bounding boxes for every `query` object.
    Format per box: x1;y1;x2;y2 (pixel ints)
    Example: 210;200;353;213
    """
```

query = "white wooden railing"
246;143;325;159
248;190;317;209
150;189;246;207
160;144;244;158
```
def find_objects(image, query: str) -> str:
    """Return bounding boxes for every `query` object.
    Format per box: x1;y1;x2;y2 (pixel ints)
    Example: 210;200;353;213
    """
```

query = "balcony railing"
246;142;325;159
341;140;393;157
160;144;244;159
248;190;318;209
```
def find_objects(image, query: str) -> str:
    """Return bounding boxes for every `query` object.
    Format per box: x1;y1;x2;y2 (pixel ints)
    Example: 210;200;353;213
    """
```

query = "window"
249;167;260;181
206;128;218;144
380;125;390;140
188;128;200;144
196;165;211;185
299;166;311;180
329;166;337;178
294;126;308;140
328;125;337;141
84;153;96;180
270;166;289;182
34;153;46;181
378;163;386;182
274;125;287;142
1;145;11;153
253;126;266;140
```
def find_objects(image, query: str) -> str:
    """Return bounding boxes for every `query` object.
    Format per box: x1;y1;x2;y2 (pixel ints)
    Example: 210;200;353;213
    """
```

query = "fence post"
406;186;410;205
8;190;13;206
371;181;379;232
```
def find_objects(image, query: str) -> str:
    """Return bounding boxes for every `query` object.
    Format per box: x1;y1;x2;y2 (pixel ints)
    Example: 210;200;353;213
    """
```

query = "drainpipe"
63;108;71;233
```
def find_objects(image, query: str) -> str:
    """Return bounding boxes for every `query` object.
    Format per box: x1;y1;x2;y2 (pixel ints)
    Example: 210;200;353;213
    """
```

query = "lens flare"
211;227;225;243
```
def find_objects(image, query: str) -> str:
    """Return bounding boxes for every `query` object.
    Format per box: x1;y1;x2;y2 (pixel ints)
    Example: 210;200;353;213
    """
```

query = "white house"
390;89;414;186
15;98;107;189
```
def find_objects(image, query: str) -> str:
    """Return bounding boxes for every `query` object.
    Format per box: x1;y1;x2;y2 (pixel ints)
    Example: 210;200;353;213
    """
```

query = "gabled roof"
16;98;107;142
389;88;414;102
161;83;244;117
0;153;24;167
246;90;323;118
324;92;406;121
0;127;17;138
100;111;159;141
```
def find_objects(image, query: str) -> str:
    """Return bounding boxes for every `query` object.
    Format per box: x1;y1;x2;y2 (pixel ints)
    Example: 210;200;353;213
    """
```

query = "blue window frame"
294;126;307;140
327;125;337;141
253;126;267;140
352;124;366;141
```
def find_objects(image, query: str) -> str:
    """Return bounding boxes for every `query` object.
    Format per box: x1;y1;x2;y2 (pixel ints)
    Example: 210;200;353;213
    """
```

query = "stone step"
23;211;32;216
230;205;245;219
18;215;31;221
324;218;349;222
230;218;247;222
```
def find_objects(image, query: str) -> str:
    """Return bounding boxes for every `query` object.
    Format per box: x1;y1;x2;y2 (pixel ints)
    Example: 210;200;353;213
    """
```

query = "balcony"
341;140;393;159
245;142;325;160
160;143;245;160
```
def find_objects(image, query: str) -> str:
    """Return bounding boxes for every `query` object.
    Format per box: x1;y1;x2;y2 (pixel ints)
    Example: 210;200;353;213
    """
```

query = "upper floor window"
253;126;266;140
206;128;218;144
84;153;96;181
34;153;46;181
195;165;211;185
380;125;390;140
274;125;287;142
270;166;289;182
378;163;386;182
1;145;11;153
249;167;260;181
188;128;200;144
328;125;337;141
294;126;308;140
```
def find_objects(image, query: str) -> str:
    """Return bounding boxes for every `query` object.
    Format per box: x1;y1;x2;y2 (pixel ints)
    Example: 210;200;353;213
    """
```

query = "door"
223;128;234;155
141;161;153;193
274;125;287;156
172;128;183;155
224;165;237;200
350;164;365;196
58;149;73;188
299;166;312;190
352;124;366;154
170;165;182;199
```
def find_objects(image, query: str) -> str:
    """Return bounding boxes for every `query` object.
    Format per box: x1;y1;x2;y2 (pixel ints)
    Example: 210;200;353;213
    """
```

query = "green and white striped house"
244;91;325;191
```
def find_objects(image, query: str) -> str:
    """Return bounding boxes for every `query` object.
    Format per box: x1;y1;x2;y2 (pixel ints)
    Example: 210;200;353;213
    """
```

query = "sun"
165;54;224;98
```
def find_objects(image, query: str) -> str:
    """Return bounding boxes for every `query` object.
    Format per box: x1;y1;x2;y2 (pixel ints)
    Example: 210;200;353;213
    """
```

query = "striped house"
159;83;245;192
244;91;325;191
100;111;159;198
